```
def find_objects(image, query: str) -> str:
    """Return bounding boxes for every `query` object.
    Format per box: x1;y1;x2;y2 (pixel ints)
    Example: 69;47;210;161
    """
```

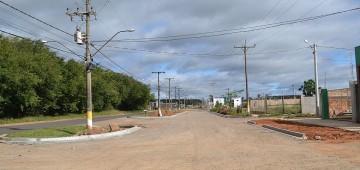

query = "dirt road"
1;110;360;169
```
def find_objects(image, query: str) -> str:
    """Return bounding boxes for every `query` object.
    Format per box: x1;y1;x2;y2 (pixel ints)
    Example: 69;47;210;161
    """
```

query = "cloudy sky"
1;0;359;100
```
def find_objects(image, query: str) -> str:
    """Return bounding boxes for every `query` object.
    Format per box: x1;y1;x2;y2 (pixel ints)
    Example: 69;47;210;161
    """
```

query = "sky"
0;0;359;100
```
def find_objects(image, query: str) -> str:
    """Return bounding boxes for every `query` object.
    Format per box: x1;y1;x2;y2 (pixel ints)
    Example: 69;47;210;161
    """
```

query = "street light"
92;29;135;57
304;39;320;117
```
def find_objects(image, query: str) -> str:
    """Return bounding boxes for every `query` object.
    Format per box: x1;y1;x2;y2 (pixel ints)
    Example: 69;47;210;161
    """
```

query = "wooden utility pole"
234;40;256;114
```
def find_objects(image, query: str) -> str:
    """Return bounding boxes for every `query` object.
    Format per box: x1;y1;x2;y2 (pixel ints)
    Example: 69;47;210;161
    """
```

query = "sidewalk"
288;118;360;132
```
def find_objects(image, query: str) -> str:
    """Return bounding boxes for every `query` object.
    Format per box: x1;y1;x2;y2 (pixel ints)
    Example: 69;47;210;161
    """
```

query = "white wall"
233;97;242;107
213;98;224;106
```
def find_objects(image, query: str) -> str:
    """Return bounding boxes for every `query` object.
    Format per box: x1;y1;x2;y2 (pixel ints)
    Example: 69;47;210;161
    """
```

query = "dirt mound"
77;124;134;135
149;110;176;117
252;119;360;143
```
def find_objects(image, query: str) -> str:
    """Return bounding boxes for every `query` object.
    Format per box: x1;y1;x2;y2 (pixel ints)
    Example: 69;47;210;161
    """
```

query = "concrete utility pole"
165;78;174;110
226;88;230;107
234;39;256;114
67;0;96;130
177;88;182;110
292;84;295;99
152;72;165;116
174;87;177;109
305;40;320;117
211;82;216;107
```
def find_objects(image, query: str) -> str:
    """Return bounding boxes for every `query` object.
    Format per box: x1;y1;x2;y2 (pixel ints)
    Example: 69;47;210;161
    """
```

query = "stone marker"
109;123;120;132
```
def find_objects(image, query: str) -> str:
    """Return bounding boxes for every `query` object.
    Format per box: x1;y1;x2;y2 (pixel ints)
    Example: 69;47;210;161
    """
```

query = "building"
232;97;242;108
213;97;225;107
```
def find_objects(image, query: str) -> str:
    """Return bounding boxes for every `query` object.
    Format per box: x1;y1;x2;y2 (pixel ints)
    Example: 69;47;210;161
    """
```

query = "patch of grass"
258;113;283;118
229;109;251;117
0;110;142;125
6;126;86;138
286;113;316;118
258;113;316;118
266;105;301;114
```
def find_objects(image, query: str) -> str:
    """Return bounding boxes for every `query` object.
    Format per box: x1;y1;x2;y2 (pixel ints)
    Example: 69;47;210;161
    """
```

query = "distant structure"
232;97;242;108
213;97;225;106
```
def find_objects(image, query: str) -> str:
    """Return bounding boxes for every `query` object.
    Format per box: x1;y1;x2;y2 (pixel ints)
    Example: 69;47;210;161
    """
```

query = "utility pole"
292;84;295;99
304;40;319;117
226;88;230;107
282;89;285;114
152;72;165;116
177;88;182;110
211;82;216;108
174;87;177;110
67;0;96;130
165;78;174;110
234;39;256;114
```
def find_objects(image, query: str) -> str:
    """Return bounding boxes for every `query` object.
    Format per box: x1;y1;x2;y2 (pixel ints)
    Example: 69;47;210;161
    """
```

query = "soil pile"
252;119;360;143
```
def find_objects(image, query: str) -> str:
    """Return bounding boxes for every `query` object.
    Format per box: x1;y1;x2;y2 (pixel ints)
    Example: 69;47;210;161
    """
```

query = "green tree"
298;79;315;96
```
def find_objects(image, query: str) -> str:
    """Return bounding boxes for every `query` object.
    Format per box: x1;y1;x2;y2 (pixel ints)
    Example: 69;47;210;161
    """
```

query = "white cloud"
1;0;358;99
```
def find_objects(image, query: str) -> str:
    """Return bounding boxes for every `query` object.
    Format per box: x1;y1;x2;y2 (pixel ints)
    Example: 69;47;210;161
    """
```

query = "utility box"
356;46;360;85
354;46;360;122
321;89;329;119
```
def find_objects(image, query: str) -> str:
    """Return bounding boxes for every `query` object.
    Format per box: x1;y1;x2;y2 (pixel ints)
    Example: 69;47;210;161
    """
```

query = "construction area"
2;110;360;169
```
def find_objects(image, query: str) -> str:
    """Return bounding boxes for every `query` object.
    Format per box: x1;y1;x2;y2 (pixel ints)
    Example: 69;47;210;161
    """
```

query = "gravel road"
1;110;360;169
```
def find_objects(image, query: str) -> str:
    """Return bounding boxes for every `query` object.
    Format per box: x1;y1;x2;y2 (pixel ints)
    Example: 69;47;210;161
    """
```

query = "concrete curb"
209;111;250;118
261;125;307;139
247;120;256;125
3;126;141;144
246;120;307;139
134;111;188;119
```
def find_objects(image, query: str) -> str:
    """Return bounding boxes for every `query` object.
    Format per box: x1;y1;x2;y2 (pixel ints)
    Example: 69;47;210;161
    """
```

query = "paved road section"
1;110;360;169
0;113;138;135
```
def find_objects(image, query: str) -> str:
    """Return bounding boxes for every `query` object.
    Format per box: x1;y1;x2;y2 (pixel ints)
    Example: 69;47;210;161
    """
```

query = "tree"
0;36;152;118
298;79;315;96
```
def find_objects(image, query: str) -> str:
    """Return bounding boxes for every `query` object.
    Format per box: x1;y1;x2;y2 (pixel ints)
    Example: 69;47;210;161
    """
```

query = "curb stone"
262;125;307;139
134;111;187;119
4;126;141;145
209;111;251;118
246;120;307;139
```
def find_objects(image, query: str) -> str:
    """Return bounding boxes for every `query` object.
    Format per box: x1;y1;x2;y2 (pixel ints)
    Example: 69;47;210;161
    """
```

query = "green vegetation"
266;105;301;114
210;101;222;112
299;79;315;96
0;110;142;125
258;113;315;118
0;36;151;119
6;126;86;138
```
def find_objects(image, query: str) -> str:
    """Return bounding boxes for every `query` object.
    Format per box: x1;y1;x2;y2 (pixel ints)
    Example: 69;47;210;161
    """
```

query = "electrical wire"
91;44;308;57
92;7;360;43
0;1;72;37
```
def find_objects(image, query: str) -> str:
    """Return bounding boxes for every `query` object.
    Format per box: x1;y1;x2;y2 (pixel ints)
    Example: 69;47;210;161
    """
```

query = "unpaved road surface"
1;110;360;169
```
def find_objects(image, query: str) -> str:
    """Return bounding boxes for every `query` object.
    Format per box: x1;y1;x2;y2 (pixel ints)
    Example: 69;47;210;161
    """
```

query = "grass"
5;126;86;138
258;113;316;118
0;110;143;125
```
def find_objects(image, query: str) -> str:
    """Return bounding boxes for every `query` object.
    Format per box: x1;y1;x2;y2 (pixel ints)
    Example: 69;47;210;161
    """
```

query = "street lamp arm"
92;29;134;57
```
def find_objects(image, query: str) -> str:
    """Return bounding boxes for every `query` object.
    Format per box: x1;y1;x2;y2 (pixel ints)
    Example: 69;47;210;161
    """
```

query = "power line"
91;44;308;57
254;0;329;44
0;1;72;37
317;45;353;51
93;7;360;43
90;43;144;80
